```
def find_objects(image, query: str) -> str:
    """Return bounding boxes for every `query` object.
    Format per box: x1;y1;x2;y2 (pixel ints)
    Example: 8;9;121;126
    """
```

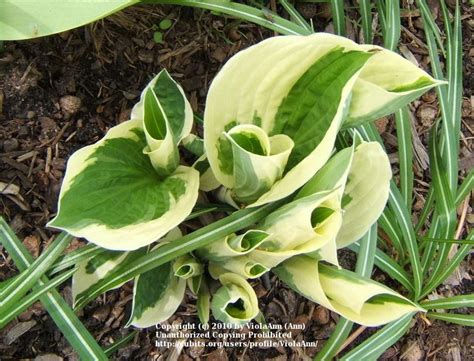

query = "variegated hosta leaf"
0;0;138;40
209;257;269;279
298;139;391;248
250;190;342;268
173;255;203;280
204;33;439;207
131;70;193;177
197;278;211;325
224;124;294;203
182;134;205;157
196;230;270;261
127;261;186;328
336;141;391;247
211;273;259;325
344;45;445;128
72;249;144;306
194;155;221;192
48;119;200;250
131;70;193;143
275;256;422;327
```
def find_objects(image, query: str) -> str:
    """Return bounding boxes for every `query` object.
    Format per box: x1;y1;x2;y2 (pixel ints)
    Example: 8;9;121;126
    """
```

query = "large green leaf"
48;119;199;250
204;33;441;207
205;34;374;206
0;0;138;40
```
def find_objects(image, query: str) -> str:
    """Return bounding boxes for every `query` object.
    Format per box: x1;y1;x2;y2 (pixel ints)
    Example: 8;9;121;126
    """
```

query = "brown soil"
1;2;472;360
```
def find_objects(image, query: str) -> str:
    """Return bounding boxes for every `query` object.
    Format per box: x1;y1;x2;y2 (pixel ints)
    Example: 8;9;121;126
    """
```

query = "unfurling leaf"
211;273;259;325
49;73;199;251
250;189;342;268
275;256;422;326
299;139;392;248
196;230;270;261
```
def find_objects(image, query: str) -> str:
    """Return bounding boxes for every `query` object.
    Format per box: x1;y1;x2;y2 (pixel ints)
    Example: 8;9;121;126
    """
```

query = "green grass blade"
383;0;400;51
104;331;139;357
427;312;474;327
395;107;414;215
419;1;458;217
0;267;77;329
439;0;461;193
330;0;346;36
358;0;373;43
455;171;473;205
375;1;386;37
388;183;422;297
0;231;73;309
339;313;414;360
355;224;377;277
379;209;404;256
415;187;434;233
421;294;474;309
416;0;446;55
419;236;474;245
315;224;377;360
0;218;107;360
424;124;457;287
314;318;353;360
74;201;283;309
279;0;312;32
150;0;312;35
420;231;473;299
48;244;103;276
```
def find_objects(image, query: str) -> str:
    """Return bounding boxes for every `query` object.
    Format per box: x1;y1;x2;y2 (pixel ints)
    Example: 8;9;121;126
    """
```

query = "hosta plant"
40;33;442;328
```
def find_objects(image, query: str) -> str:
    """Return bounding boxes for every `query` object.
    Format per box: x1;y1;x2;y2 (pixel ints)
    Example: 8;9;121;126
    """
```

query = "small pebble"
312;306;330;325
59;95;82;114
416;104;437;127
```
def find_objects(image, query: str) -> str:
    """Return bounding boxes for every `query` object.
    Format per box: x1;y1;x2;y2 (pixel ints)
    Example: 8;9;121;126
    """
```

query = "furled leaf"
250;190;342;268
131;70;193;143
211;273;259;325
0;0;138;40
48;119;199;250
298;139;391;248
196;230;270;261
197;277;211;325
223;124;294;203
275;256;422;326
209;257;269;279
173;254;203;279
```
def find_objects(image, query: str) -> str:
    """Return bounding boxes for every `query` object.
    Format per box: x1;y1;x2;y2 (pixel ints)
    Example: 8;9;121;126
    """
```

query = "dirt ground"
0;2;472;360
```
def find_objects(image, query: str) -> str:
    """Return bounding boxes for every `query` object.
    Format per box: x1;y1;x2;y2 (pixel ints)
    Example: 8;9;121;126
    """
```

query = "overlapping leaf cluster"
42;33;443;327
